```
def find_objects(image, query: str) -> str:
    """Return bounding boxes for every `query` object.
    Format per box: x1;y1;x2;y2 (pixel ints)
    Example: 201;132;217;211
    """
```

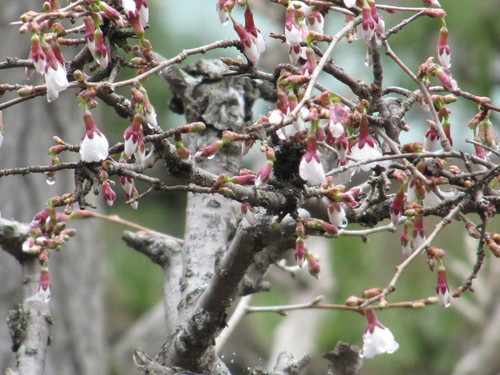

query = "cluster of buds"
419;57;458;92
22;196;78;302
468;107;499;163
294;222;321;278
99;169;117;207
217;1;265;64
120;175;139;209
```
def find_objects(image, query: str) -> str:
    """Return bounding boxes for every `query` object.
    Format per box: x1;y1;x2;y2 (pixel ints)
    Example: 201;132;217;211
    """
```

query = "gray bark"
0;1;106;374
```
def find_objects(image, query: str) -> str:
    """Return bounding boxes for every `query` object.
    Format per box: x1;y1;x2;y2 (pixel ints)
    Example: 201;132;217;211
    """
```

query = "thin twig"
360;199;469;308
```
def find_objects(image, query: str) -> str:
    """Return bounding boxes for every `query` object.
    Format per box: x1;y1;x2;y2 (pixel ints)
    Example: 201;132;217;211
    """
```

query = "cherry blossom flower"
327;201;347;228
361;309;399;358
435;66;458;91
124;113;146;164
437;26;451;68
255;147;276;187
41;42;69;102
295;237;307;268
436;265;451;307
390;187;405;225
306;12;324;34
241;202;255;226
120;176;139;209
359;1;376;46
100;2;125;27
30;33;46;74
348;113;385;172
424;121;440;151
306;251;321;279
101;181;116;206
255;160;273;187
285;4;304;47
299;137;326;185
80;110;109;162
38;266;51;302
84;17;109;67
232;20;263;64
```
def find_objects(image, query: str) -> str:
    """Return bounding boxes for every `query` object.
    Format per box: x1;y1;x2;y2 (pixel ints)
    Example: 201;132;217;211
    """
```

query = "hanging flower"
38;266;51;303
306;251;321;279
120;176;139;209
327;201;347;228
42;42;69;102
102;181;117;206
436;265;451;308
80;110;109;162
285;4;304;47
232;20;264;64
294;237;307;268
84;17;109;67
349;113;385;172
299;136;326;185
437;25;451;68
124;113;146;164
241;202;255;226
255;147;275;187
30;33;47;74
361;309;399;358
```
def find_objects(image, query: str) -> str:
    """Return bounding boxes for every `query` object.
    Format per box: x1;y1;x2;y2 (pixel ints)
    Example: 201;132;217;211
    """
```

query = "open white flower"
361;324;399;358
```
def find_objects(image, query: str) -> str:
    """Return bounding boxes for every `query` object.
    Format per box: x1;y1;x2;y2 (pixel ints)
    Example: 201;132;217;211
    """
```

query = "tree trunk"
0;2;106;373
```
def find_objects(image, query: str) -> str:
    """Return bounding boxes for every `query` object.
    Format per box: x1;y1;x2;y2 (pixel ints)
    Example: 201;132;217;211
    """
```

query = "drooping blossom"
306;12;324;34
306;251;321;279
295;237;307;268
30;33;47;74
241;202;255;226
390;186;405;225
435;66;458;91
299;136;326;186
122;0;145;36
120;176;139;209
255;147;276;187
84;17;109;67
424;121;440;151
437;25;451;68
100;2;125;27
102;181;117;206
361;309;399;358
124;113;146;164
38;266;51;303
80;110;109;162
327;200;347;228
359;1;376;46
232;20;264;64
41;41;69;102
348;113;385;172
285;4;305;47
436;265;451;308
